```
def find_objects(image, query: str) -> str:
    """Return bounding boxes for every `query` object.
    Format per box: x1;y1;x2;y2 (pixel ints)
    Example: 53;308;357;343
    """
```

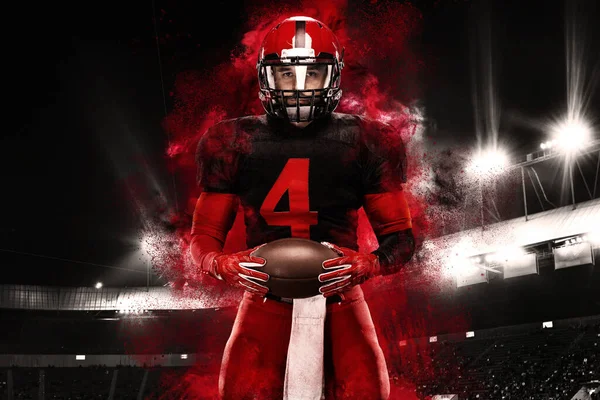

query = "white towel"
283;294;328;400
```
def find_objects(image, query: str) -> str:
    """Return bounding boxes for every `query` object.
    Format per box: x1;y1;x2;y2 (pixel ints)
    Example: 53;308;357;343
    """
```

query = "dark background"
1;0;599;288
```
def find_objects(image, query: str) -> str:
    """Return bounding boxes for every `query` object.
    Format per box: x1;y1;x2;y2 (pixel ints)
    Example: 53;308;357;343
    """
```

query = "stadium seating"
411;323;600;400
1;319;598;399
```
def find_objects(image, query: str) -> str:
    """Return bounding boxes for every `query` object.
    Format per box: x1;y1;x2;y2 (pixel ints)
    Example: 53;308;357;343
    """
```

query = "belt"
265;293;343;305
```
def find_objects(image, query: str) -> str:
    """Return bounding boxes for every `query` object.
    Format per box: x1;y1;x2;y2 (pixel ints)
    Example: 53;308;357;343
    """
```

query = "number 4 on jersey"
260;158;318;239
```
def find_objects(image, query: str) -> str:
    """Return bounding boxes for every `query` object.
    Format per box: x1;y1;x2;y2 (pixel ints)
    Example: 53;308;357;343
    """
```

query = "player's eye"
282;72;294;78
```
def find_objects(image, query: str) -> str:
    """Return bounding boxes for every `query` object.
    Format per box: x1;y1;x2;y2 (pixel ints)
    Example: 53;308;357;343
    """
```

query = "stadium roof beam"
512;139;600;169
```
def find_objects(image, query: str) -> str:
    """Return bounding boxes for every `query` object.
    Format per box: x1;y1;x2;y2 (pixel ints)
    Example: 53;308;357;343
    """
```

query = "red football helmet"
257;16;344;122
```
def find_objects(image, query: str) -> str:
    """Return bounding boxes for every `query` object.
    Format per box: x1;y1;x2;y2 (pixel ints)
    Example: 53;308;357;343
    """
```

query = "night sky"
1;0;598;287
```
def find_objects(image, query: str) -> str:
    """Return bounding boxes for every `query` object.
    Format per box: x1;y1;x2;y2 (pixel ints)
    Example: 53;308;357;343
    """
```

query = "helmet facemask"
258;55;343;123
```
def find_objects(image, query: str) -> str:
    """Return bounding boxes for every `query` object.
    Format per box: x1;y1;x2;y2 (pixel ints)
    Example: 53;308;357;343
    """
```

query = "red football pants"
218;285;390;400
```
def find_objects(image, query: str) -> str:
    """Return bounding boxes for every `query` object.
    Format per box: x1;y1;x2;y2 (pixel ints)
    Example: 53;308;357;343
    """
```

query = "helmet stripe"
295;21;306;48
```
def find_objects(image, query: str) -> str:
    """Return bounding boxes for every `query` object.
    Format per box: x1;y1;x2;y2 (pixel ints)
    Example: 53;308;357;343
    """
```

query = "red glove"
318;242;381;297
213;245;270;295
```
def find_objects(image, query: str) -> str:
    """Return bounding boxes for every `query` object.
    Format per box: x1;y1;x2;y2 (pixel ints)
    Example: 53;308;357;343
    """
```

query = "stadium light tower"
140;236;152;292
466;147;509;178
511;114;598;220
466;146;509;229
539;116;595;210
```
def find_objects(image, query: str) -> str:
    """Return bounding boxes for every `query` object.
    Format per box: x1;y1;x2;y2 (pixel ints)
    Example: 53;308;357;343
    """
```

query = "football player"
189;16;415;399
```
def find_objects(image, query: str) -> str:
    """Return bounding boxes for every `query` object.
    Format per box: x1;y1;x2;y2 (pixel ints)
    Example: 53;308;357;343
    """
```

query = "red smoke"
137;1;471;398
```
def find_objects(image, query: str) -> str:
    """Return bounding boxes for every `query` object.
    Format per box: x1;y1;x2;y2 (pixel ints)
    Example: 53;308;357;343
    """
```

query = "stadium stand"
412;319;600;399
0;313;598;399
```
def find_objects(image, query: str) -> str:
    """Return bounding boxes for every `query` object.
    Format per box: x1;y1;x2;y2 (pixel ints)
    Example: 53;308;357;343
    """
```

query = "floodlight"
467;147;509;177
550;117;592;153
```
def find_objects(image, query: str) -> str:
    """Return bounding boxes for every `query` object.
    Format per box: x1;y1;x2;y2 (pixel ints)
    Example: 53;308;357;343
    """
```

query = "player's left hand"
318;242;381;297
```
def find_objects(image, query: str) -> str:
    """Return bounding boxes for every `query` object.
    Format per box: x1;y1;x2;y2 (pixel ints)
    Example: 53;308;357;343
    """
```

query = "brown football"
251;238;339;299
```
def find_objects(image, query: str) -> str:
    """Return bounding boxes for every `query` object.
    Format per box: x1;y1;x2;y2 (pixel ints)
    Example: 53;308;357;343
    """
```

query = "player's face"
273;65;328;92
271;64;329;127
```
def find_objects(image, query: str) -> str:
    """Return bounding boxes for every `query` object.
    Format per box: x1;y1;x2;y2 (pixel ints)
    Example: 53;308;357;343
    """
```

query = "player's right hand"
213;245;270;295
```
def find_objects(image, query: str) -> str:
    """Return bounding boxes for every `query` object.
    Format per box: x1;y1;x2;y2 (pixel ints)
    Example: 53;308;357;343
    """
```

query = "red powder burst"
134;1;472;398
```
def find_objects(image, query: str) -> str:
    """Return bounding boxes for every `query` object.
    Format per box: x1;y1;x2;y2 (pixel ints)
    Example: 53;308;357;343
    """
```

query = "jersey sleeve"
358;116;408;194
195;120;242;193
